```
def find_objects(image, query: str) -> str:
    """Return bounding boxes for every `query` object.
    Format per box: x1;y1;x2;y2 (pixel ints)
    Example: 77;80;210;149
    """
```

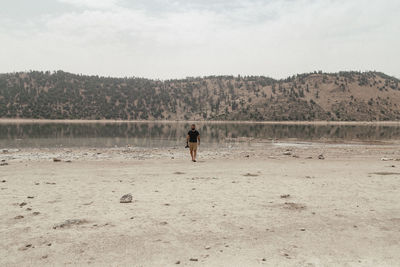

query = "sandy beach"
1;143;400;266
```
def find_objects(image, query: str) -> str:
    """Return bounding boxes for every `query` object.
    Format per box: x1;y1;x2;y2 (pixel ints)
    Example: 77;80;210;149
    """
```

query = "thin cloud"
0;0;399;79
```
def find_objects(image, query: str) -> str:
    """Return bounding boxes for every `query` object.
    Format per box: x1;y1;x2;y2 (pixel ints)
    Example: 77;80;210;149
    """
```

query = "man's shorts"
189;142;198;151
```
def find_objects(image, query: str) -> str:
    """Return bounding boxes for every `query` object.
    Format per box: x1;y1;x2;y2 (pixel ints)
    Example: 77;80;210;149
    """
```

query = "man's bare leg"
190;149;194;161
193;150;197;161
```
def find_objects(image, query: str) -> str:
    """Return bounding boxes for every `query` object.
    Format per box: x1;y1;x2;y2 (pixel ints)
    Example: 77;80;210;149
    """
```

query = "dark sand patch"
370;172;400;176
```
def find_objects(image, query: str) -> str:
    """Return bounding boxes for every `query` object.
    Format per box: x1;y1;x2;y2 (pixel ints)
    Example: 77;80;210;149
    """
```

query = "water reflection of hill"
1;122;400;148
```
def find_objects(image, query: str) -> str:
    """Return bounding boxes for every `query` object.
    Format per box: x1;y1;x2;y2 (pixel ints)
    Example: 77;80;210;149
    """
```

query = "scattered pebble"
27;196;34;199
175;261;180;264
189;258;198;262
53;158;61;162
280;194;290;198
19;244;33;251
120;193;133;203
14;215;24;219
32;212;40;216
19;202;27;207
0;162;8;166
318;154;325;160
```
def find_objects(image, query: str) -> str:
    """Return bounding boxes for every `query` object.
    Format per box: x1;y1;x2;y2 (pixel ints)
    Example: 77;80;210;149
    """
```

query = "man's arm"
197;135;200;145
186;134;190;143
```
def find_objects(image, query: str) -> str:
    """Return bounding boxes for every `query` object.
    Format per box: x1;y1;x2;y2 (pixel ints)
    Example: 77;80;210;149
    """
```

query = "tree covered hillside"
0;71;399;121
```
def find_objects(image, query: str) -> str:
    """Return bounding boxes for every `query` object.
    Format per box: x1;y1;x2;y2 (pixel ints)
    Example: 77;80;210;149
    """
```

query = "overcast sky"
1;0;399;79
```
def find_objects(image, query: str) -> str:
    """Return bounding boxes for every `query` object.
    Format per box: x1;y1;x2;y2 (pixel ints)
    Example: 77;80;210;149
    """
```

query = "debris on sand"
18;244;33;251
243;173;259;177
175;261;181;264
284;202;306;210
173;171;185;175
32;212;40;216
0;162;8;166
120;193;133;203
280;194;290;198
53;158;61;162
370;172;400;176
381;158;394;161
1;180;6;183
14;215;24;219
318;154;325;160
283;151;292;156
19;202;27;207
189;258;198;262
53;219;89;229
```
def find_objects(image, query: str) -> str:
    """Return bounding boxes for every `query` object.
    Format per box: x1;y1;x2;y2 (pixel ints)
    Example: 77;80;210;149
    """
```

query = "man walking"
186;124;200;162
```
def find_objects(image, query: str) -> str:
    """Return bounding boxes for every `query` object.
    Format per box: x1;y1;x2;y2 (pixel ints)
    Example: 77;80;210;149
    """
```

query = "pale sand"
1;144;400;266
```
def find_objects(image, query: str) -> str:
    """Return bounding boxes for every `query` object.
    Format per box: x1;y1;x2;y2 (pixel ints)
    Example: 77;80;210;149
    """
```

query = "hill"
0;71;399;121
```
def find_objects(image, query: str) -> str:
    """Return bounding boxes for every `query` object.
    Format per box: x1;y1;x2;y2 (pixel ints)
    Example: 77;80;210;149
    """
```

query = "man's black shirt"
188;130;199;143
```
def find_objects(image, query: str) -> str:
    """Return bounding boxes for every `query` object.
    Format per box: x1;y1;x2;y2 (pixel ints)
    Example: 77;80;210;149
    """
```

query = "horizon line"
1;69;399;81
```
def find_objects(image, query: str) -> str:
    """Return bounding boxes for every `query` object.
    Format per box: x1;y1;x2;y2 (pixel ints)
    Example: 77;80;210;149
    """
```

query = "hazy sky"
1;0;399;79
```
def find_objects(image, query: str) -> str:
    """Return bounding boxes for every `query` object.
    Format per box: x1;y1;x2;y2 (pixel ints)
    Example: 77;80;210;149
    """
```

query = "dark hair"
191;124;195;127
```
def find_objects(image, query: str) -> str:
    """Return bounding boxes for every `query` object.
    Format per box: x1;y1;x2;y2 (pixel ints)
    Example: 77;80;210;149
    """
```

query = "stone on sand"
120;193;133;203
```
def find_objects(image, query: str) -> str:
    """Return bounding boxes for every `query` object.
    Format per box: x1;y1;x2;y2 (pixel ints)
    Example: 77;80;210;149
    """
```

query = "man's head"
191;124;196;130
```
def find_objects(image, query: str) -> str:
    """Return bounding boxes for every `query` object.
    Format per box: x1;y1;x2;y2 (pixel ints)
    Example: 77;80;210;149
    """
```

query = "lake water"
1;122;400;148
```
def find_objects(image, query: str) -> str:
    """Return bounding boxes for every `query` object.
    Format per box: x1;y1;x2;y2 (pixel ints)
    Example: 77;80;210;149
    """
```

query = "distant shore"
1;118;400;126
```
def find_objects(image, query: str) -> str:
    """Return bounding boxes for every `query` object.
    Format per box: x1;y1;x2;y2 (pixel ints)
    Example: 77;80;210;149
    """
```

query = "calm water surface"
1;122;400;148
